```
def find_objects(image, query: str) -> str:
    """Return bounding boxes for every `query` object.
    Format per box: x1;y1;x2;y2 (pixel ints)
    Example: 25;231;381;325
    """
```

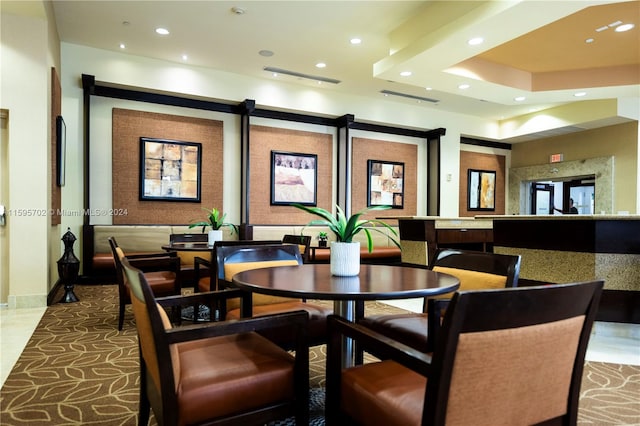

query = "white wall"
1;10;57;307
60;43;502;231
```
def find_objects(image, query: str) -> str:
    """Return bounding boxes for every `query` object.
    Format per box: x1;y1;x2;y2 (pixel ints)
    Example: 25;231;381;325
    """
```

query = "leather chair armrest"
126;254;181;273
165;309;309;347
194;256;211;268
327;315;433;374
156;287;244;309
426;298;450;352
194;256;213;291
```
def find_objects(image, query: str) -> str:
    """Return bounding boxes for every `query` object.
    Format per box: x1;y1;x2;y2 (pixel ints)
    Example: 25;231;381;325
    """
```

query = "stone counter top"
384;216;493;229
482;214;639;221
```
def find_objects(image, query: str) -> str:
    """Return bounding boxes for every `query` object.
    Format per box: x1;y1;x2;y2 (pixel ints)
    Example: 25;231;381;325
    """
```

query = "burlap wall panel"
459;151;506;217
112;108;223;224
352;138;418;222
249;125;332;224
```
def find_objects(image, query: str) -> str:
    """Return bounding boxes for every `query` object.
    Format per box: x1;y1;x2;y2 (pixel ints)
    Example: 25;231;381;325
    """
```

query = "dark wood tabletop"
162;243;211;252
232;263;460;301
233;263;459;368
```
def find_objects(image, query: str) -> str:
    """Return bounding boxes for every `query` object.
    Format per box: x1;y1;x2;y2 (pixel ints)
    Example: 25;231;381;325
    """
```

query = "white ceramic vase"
330;241;361;276
208;229;223;246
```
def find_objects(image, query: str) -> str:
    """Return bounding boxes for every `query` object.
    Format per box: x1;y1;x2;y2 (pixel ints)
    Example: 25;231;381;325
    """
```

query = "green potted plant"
317;231;328;247
189;207;238;246
293;203;400;276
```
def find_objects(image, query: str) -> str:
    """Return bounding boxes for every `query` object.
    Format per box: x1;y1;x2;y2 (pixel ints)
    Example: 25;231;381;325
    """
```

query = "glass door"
531;183;554;215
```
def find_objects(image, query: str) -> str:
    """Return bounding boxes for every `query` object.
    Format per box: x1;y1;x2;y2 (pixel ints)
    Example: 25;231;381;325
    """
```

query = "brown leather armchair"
216;244;332;348
358;248;521;353
325;280;603;425
193;240;281;293
120;256;309;425
109;237;181;330
282;234;312;263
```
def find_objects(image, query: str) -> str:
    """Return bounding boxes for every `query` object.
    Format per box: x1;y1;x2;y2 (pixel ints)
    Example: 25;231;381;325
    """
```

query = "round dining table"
232;263;460;366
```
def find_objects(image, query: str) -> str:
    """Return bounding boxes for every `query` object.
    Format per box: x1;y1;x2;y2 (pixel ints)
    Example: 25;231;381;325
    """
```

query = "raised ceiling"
35;1;640;134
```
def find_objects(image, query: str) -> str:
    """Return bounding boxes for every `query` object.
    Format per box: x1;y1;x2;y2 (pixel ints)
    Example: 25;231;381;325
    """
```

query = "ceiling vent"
380;89;439;103
263;66;341;84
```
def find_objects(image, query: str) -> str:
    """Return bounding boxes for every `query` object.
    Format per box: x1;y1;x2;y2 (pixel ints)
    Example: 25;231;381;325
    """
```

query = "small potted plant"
292;203;400;276
189;207;238;246
318;231;328;247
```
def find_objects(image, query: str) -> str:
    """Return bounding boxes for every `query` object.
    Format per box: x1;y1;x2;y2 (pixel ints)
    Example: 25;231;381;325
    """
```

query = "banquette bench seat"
82;225;237;281
241;224;402;264
82;223;401;281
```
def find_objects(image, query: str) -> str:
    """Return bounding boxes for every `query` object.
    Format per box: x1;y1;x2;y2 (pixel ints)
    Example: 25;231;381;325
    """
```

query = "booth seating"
242;224;402;264
82;224;237;281
82;223;401;282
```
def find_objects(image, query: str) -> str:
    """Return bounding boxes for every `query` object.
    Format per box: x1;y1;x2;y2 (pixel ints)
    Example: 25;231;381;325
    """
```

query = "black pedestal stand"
57;227;80;303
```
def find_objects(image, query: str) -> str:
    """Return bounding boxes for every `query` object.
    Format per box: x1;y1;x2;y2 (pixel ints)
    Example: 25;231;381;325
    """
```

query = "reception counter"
487;215;640;292
391;215;639;322
389;216;493;265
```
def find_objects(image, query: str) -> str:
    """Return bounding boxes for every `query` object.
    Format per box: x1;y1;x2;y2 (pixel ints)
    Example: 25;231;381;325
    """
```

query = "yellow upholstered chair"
217;244;332;348
358;248;521;352
325;280;603;426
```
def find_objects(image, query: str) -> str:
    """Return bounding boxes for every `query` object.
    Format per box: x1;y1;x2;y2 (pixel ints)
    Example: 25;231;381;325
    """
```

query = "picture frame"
270;150;317;206
139;137;202;202
367;160;404;208
56;115;66;187
467;169;496;211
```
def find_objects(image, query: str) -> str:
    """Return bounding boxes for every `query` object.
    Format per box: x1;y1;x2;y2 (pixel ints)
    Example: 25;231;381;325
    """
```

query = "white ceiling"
43;1;640;136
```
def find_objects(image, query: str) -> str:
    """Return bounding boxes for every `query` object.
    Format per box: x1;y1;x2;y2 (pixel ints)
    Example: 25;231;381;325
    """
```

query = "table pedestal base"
334;300;356;368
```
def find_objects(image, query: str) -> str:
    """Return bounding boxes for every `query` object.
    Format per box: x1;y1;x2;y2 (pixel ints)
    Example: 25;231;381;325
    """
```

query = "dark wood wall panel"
249;125;333;224
352;137;417;221
459;151;506;217
111;108;223;224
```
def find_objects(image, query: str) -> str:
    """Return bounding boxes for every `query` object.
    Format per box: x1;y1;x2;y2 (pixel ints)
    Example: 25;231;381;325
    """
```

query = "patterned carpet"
1;284;638;425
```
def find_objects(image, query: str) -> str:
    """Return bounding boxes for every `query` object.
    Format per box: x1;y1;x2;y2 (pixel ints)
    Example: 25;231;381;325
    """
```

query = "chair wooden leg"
118;299;126;330
138;353;150;426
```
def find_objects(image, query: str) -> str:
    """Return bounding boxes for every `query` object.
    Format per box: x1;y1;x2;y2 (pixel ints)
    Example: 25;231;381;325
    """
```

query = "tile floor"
1;300;639;389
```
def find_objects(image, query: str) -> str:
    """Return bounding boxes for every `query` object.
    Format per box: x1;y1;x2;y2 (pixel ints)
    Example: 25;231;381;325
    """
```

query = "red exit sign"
550;153;564;163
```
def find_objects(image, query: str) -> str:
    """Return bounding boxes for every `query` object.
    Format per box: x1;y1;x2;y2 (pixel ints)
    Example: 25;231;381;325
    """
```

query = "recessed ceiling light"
574;91;587;97
350;38;362;45
119;43;126;49
316;62;326;68
615;23;635;32
585;38;595;43
468;37;483;46
514;96;526;101
458;83;470;89
181;54;188;61
425;87;432;91
608;20;622;28
155;27;169;35
595;25;608;32
400;71;412;77
259;50;274;57
231;7;245;15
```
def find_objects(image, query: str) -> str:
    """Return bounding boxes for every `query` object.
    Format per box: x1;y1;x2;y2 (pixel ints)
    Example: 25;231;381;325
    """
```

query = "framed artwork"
367;160;404;208
270;151;317;206
467;169;496;211
56;116;66;187
139;137;202;202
